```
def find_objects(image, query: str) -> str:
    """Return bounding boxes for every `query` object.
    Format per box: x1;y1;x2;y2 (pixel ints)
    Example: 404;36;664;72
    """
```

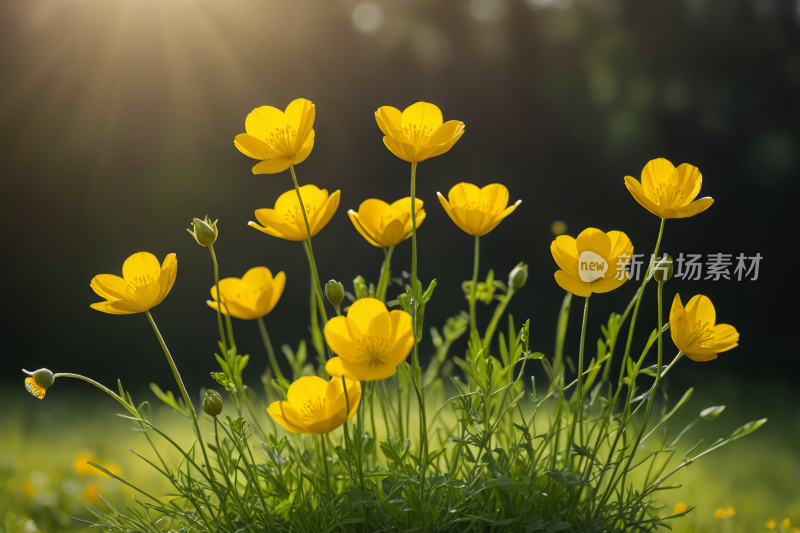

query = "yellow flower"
673;502;688;514
550;228;634;298
670;294;739;362
324;298;414;381
437;183;521;236
348;197;426;247
206;267;286;320
83;485;100;501
23;369;54;400
249;185;340;241
90;252;177;315
375;102;465;163
234;98;316;174
727;507;737;516
23;483;35;497
624;158;713;219
783;519;791;528
766;518;777;529
714;508;725;519
74;453;121;477
267;376;360;434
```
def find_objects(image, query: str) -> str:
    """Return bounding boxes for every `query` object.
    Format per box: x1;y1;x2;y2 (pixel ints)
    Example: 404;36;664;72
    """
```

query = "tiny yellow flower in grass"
673;502;688;514
624;158;713;219
375;102;465;163
73;453;121;477
89;252;177;315
249;185;340;241
670;294;739;362
234;98;316;174
783;519;791;528
766;518;777;529
23;483;36;497
268;376;361;434
550;228;634;297
714;508;725;519
437;183;521;236
83;485;100;501
23;369;54;399
206;267;286;320
348;197;426;247
726;507;736;516
324;298;414;381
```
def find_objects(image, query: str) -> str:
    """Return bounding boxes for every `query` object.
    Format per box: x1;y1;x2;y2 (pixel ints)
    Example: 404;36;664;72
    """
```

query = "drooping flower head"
90;252;177;314
438;183;520;236
268;376;360;435
624;158;713;219
324;298;414;381
348;197;425;247
249;185;340;241
234;98;316;174
670;294;739;362
23;369;54;399
206;267;286;320
375;102;464;163
550;228;633;297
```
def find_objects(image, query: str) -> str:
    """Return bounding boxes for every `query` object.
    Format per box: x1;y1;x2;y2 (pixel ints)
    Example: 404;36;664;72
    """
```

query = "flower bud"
188;216;218;247
508;262;528;292
23;368;54;399
326;280;345;307
653;255;673;283
203;390;224;417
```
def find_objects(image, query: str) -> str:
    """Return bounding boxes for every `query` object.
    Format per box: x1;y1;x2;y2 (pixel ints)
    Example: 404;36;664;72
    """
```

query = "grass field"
1;378;798;533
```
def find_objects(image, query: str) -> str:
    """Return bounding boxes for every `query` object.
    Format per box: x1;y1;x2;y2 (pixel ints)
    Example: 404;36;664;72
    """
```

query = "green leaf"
148;383;190;417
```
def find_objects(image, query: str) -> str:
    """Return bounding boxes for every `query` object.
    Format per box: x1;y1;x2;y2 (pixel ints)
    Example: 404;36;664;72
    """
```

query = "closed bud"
508;262;528;291
326;280;345;307
653;255;673;283
203;390;224;416
23;368;55;399
188;216;218;247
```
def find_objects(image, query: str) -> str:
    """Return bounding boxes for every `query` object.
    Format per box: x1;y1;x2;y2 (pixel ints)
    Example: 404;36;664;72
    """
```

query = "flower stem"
564;296;590;466
483;286;517;351
376;246;395;302
257;317;284;382
208;244;229;357
469;235;480;342
53;373;137;416
320;434;332;501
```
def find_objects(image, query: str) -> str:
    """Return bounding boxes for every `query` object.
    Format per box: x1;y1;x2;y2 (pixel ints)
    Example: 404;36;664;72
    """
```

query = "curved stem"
320;435;333;502
483;288;517;351
469;235;480;341
208;245;229;357
53;373;138;416
257;317;284;382
376;246;395;303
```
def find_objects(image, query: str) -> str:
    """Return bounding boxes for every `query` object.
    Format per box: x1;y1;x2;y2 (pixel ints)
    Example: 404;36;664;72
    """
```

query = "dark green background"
1;0;797;399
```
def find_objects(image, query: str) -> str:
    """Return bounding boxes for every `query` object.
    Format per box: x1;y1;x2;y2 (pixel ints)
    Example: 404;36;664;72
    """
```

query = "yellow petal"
375;106;402;139
155;253;177;306
311;190;340;236
326;376;361;420
708;324;739;352
382;136;414;162
252;157;293;175
479;183;510;214
349;210;382;247
673;163;703;205
591;269;629;293
90;301;139;315
427;129;465;158
640;158;676;201
122;252;161;284
245;106;286;139
672;197;714;219
427;120;465;146
482;200;520;235
248;220;302;241
234;134;272;160
576;228;611;260
234;136;264;159
264;271;286;315
267;401;309;433
384;310;414;367
325;356;398;381
287;376;329;408
438;192;470;234
357;199;393;236
241;266;274;288
348;298;391;338
380;218;407;246
551;235;579;278
684;351;718;362
685;295;716;328
447;182;481;206
401;102;443;132
90;274;128;301
624;176;667;218
284;98;315;152
324;316;358;361
554;270;592;297
292;130;315;165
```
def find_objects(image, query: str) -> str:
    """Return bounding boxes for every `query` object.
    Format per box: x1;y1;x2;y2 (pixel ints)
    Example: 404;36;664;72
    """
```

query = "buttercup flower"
23;369;54;399
89;252;177;315
74;452;122;477
375;102;464;163
324;298;414;381
348;197;425;247
268;376;360;435
624;158;713;219
206;267;286;320
766;519;777;529
249;185;340;241
550;228;634;297
714;508;725;519
673;502;688;514
234;98;315;174
437;183;520;236
670;294;739;362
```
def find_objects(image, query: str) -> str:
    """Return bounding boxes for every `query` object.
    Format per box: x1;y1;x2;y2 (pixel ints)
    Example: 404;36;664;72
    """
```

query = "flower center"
461;200;498;216
685;320;714;350
402;124;433;146
264;125;298;158
298;396;330;423
355;335;390;365
653;183;684;209
126;274;157;295
282;204;317;227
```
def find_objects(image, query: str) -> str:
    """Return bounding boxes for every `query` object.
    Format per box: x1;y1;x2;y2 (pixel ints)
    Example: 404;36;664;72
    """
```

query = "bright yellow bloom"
324;298;414;381
550;228;633;298
206;267;286;320
670;294;739;362
74;453;121;477
375;102;464;163
24;378;45;399
249;185;340;241
673;502;688;514
783;518;791;528
348;197;425;247
437;183;520;236
83;485;100;501
90;252;177;315
766;518;777;529
624;158;713;219
268;376;360;434
234;98;315;174
714;508;725;519
726;507;736;516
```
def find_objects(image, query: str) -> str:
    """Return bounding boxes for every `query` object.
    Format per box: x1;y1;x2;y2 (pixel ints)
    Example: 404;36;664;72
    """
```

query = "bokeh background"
1;0;799;530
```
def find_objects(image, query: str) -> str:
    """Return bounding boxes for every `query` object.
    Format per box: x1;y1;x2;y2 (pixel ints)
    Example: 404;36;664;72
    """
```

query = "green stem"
376;246;395;303
257;317;284;382
52;373;137;416
208;245;229;357
410;162;418;294
483;288;516;351
469;235;480;342
320;435;332;501
564;296;590;466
